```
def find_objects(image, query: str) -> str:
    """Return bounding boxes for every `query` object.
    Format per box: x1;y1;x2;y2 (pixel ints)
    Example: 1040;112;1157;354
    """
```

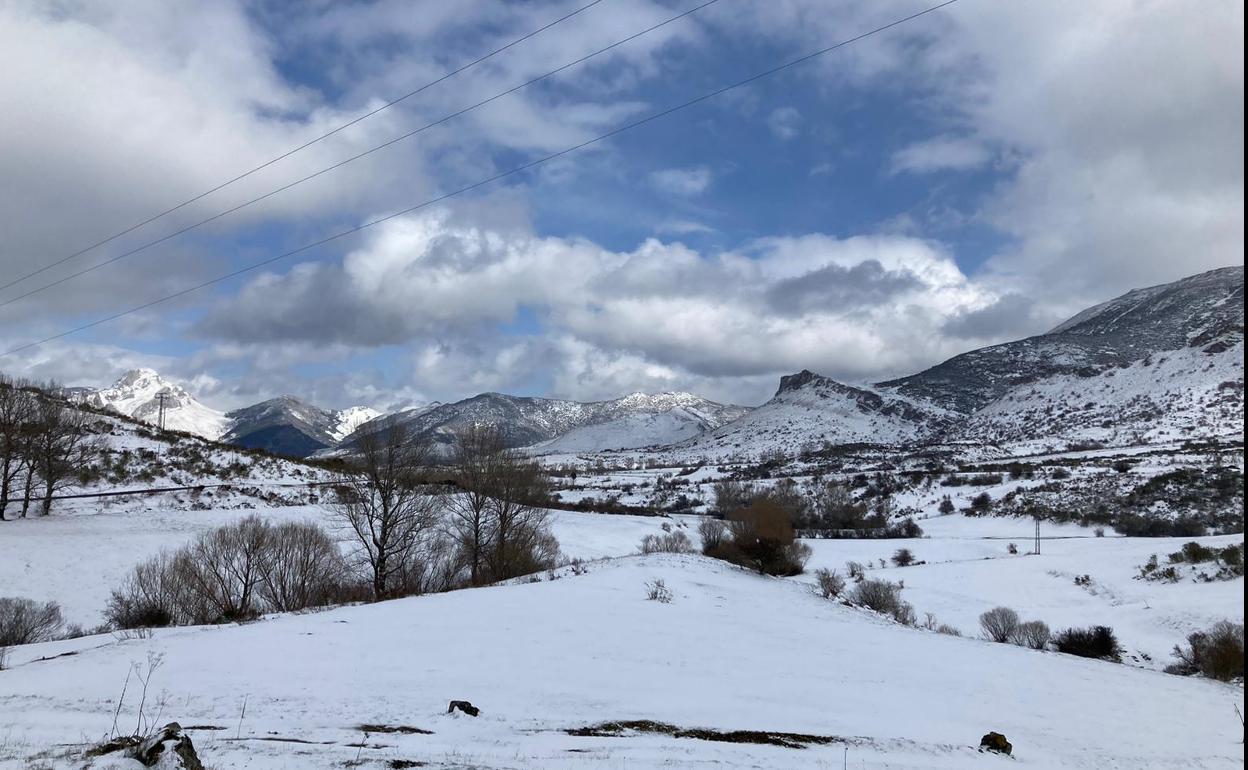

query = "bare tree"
446;424;505;586
0;376;36;521
332;419;441;600
24;393;100;516
485;449;556;581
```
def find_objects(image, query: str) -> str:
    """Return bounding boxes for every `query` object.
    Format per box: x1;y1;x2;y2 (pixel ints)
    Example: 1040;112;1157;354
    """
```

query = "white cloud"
648;166;713;196
890;135;992;175
194;210;1005;402
767;106;802;140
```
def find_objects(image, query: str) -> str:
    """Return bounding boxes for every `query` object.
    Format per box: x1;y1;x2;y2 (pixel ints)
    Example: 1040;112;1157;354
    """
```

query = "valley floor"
0;504;1243;769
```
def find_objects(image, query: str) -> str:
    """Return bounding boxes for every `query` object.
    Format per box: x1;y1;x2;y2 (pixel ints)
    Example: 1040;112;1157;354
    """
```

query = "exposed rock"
135;723;204;769
979;731;1012;755
447;700;480;717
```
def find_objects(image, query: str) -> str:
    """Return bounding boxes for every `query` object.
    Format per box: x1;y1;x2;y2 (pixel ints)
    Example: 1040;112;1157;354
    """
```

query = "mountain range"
75;266;1243;460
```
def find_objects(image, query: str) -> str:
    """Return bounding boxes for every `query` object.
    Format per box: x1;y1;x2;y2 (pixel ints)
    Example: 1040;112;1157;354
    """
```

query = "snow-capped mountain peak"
84;368;229;440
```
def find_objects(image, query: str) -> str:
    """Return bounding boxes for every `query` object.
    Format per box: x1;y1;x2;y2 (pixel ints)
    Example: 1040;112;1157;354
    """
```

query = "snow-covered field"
0;503;674;628
1;552;1242;770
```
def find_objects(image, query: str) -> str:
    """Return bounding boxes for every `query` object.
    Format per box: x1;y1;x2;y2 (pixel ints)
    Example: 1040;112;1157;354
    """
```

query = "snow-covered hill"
1;552;1240;769
345;390;749;455
82;368;229;440
672;371;952;459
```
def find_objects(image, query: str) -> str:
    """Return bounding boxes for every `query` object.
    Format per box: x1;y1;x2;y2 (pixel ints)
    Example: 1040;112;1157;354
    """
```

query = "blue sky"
0;0;1241;409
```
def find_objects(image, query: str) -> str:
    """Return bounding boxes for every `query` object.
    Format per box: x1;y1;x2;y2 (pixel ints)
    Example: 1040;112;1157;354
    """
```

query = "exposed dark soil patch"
566;720;842;749
182;725;227;731
357;724;434;735
224;736;334;745
389;761;427;769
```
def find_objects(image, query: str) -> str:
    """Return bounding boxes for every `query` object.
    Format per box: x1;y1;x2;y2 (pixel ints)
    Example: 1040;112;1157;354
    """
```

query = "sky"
0;0;1242;411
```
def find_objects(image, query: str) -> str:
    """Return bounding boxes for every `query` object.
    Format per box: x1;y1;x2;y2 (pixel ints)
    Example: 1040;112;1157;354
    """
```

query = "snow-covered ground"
0;504;674;628
1;553;1241;770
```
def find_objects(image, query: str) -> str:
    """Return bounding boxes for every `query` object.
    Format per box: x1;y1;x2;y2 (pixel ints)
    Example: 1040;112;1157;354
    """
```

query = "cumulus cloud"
195;210;1003;402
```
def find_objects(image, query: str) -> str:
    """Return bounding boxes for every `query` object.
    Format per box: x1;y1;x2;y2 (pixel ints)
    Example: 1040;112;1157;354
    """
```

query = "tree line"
0;375;101;520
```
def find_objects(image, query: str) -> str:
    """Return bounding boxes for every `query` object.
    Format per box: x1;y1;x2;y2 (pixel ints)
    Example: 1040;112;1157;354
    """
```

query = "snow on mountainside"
663;266;1243;458
344;390;749;454
671;371;953;459
530;406;740;454
879;266;1244;414
82;368;229;440
330;405;382;441
224;396;382;457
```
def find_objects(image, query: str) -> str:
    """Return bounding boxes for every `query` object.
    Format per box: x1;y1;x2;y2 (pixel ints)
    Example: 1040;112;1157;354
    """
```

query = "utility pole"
1033;516;1041;556
155;392;169;431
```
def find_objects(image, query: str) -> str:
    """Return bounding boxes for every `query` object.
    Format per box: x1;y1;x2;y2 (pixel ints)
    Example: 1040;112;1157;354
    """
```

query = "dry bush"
1011;620;1051;650
640;530;693;555
0;597;64;646
645;579;673;604
697;517;726;552
723;500;810;576
850;579;905;617
258;521;349;612
1167;621;1244;681
979;606;1020;643
1054;625;1121;661
814;568;845;599
891;548;916;567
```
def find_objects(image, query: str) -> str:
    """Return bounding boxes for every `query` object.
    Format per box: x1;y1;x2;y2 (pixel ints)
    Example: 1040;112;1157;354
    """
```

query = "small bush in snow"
979;606;1020;643
850;579;914;625
891;548;916;567
1054;625;1121;661
639;530;693;555
938;496;955;515
814;568;845;599
645;579;673;604
1010;620;1051;650
1166;621;1244;681
0;597;64;647
846;561;866;581
1007;542;1018;555
936;624;963;637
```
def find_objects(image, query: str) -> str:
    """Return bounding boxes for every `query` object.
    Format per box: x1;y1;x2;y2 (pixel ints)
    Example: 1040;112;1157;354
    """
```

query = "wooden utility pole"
1033;516;1041;555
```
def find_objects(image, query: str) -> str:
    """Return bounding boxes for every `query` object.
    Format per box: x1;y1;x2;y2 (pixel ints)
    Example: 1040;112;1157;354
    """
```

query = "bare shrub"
181;515;272;622
697;517;726;552
936;624;963;636
640;530;693;555
1007;542;1018;555
0;597;64;646
645;579;673;604
814;568;845;599
1167;621;1244;681
979;606;1020;643
258;521;349;612
846;561;865;581
722;500;810;576
850;579;903;616
891;548;916;567
1054;625;1121;661
105;551;187;629
1011;620;1051;650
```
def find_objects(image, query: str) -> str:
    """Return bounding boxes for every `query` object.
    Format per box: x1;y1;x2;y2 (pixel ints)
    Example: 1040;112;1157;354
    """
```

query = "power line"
0;0;721;310
0;0;960;359
0;0;611;296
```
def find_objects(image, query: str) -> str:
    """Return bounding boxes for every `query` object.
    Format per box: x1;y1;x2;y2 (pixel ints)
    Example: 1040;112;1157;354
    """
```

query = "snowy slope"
329;405;382;441
1;553;1241;769
82;368;229;440
224;396;383;456
672;371;952;459
957;338;1245;452
345;390;749;454
529;405;744;454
